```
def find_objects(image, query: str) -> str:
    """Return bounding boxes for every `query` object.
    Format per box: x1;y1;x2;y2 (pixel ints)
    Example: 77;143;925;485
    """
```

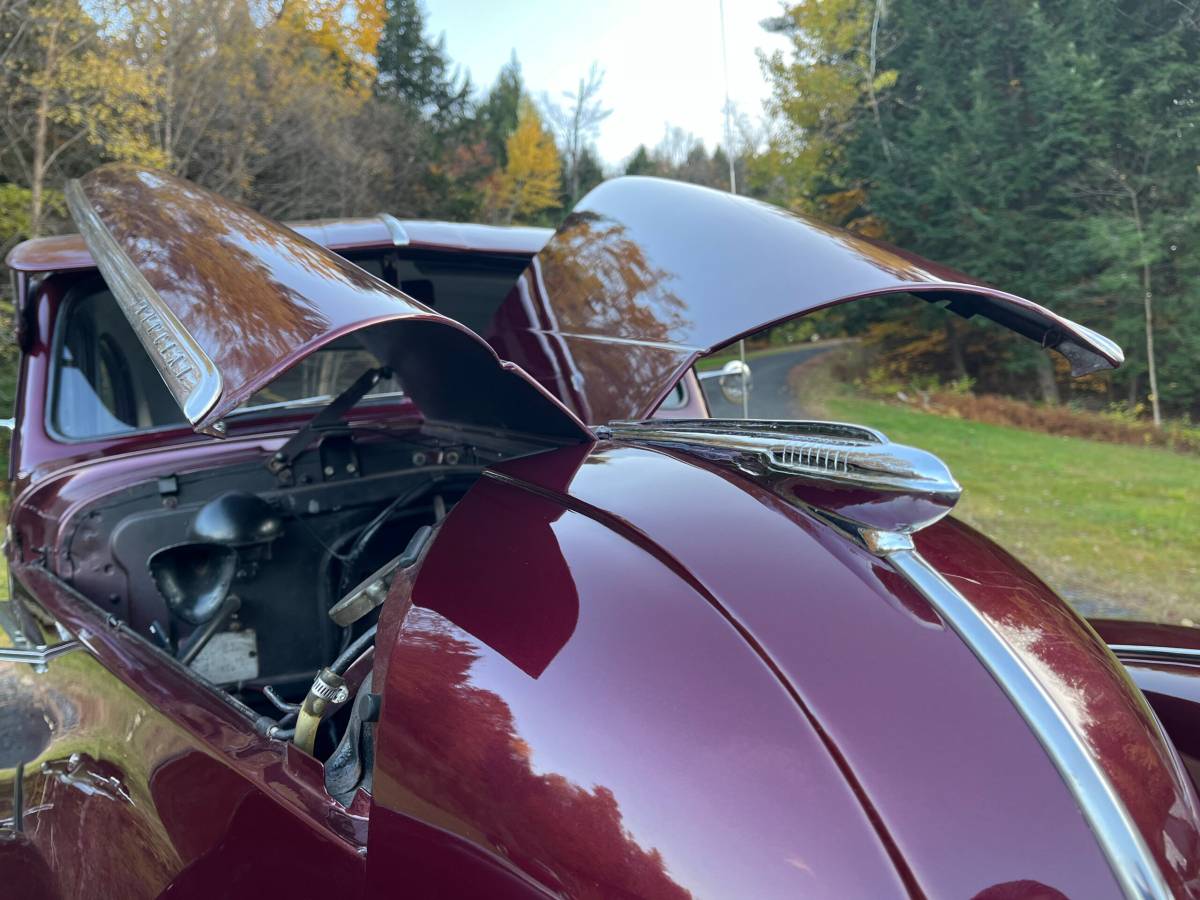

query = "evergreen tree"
479;52;524;168
375;0;470;128
1059;0;1200;422
762;0;1200;417
624;145;656;176
572;146;605;200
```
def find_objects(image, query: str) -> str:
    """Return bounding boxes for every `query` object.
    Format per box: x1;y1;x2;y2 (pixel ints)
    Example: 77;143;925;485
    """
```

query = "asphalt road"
701;343;833;419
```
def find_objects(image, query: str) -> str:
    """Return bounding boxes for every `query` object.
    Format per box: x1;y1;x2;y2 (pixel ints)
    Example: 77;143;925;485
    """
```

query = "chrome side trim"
377;213;410;247
869;535;1170;900
0;639;82;665
65;179;222;425
1108;644;1200;663
603;419;961;532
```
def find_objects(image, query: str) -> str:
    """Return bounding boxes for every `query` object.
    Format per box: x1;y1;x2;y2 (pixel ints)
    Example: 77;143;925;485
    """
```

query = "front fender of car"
365;442;1200;898
366;466;908;898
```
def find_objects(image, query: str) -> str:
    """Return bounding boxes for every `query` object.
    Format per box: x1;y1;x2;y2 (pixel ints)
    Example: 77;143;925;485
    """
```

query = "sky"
422;0;791;168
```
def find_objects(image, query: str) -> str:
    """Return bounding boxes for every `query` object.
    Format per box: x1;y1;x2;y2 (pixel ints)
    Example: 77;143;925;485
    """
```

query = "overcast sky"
423;0;790;168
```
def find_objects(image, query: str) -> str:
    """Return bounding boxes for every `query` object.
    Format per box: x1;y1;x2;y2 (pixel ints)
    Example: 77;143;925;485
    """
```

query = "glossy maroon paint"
71;165;587;441
2;565;367;899
651;369;709;420
5;233;99;273
486;177;1122;424
916;521;1200;894
1094;619;1200;653
782;478;956;534
1094;620;1200;792
369;468;910;898
472;440;1200;898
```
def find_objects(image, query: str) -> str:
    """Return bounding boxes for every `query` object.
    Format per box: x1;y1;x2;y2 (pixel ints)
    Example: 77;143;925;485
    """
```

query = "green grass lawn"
827;396;1200;622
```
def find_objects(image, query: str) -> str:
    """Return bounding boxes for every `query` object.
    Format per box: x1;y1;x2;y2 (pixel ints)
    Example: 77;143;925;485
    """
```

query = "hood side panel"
487;176;1122;423
493;442;1134;898
67;164;589;443
369;473;908;898
487;277;692;425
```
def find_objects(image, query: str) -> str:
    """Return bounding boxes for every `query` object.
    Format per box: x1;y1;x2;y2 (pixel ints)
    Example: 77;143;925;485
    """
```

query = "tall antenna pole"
718;1;748;417
718;0;737;195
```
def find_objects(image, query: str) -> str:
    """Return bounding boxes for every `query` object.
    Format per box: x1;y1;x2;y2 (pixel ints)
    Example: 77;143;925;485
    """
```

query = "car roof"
5;215;553;273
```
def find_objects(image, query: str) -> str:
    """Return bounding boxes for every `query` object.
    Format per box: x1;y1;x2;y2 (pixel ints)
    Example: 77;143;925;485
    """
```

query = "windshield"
50;288;402;440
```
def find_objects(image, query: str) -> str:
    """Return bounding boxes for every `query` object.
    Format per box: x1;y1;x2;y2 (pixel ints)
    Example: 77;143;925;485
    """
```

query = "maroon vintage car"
1;164;1199;899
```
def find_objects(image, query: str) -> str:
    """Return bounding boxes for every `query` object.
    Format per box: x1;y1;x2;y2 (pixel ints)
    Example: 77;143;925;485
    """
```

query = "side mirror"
717;360;752;404
698;359;753;405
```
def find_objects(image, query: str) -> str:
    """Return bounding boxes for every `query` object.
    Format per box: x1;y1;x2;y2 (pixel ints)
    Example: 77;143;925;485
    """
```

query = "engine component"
148;542;237;626
293;667;351;755
190;491;283;546
265;366;392;482
328;557;402;628
149;491;281;628
325;674;381;805
189;629;260;685
178;594;241;666
328;525;433;627
338;483;433;595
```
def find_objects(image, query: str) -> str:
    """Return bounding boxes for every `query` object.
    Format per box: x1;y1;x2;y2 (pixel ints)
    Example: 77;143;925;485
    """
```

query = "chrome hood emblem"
600;419;961;534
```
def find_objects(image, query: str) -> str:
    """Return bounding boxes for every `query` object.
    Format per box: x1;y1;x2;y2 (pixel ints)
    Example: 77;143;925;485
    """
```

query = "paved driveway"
700;344;832;419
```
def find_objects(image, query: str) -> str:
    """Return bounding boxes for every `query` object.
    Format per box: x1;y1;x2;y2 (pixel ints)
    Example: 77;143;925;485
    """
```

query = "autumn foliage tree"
755;0;894;232
486;99;561;225
0;0;164;236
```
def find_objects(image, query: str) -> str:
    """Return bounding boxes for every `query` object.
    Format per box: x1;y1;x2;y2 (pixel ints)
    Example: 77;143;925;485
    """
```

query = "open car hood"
65;165;589;443
487;176;1124;424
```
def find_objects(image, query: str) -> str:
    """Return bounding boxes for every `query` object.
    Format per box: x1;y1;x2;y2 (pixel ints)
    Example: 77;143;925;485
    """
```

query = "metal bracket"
319;434;361;482
266;366;391;482
0;597;46;652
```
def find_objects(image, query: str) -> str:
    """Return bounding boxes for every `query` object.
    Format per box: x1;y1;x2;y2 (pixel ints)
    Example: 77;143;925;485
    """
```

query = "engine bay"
55;421;536;792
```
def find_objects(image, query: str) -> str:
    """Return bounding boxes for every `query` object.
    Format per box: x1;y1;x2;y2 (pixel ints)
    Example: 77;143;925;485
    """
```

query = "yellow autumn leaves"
485;100;562;225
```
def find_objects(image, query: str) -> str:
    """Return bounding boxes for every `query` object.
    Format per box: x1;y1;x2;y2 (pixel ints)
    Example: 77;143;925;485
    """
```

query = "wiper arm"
265;366;392;479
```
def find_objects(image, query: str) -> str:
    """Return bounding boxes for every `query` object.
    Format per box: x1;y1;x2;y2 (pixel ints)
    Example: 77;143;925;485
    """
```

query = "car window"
237;340;402;413
52;289;187;438
50;289;402;439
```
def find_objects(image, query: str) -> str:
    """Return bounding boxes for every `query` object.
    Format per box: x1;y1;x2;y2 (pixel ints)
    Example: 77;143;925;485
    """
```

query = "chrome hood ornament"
600;419;962;535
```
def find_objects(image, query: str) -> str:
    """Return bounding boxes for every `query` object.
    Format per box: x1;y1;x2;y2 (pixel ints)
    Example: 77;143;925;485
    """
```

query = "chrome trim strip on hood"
602;419;962;534
64;179;223;426
870;533;1170;900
